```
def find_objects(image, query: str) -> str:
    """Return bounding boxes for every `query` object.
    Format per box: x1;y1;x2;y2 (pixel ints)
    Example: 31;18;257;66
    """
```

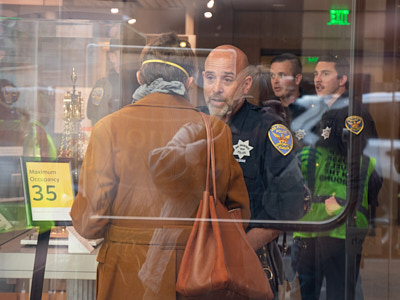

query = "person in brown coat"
71;33;250;299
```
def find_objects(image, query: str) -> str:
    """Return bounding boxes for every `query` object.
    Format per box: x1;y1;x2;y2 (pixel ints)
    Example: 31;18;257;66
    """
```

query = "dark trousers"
291;236;362;300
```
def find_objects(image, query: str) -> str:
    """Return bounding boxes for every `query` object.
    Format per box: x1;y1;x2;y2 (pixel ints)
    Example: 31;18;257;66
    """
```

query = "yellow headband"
142;59;189;78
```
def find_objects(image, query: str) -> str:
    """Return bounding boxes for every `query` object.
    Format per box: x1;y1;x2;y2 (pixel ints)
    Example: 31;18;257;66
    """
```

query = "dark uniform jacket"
86;70;121;125
200;100;306;226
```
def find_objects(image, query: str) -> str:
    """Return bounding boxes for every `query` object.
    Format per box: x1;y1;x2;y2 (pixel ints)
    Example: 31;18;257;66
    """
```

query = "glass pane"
0;0;399;299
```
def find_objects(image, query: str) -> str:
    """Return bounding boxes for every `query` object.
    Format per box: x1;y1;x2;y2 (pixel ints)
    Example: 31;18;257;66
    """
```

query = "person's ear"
295;73;303;86
136;70;143;85
185;77;194;90
243;75;253;94
339;75;348;87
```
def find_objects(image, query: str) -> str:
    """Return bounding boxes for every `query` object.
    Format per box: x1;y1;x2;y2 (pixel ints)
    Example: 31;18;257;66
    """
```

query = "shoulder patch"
90;87;105;105
268;124;293;156
345;115;364;135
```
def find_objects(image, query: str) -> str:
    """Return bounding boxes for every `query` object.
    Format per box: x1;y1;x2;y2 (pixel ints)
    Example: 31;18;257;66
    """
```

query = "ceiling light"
111;8;119;14
128;19;136;24
207;0;215;9
204;11;213;19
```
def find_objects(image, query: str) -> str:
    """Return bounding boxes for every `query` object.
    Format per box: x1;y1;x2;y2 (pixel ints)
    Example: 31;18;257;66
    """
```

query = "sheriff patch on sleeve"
268;124;293;156
90;87;105;106
345;115;364;135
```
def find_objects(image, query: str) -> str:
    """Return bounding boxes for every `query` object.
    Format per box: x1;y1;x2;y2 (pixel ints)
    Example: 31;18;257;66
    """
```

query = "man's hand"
325;195;342;216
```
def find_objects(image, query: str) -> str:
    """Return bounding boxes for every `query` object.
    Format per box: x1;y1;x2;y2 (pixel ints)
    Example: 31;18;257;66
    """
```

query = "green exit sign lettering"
327;9;350;26
307;57;319;63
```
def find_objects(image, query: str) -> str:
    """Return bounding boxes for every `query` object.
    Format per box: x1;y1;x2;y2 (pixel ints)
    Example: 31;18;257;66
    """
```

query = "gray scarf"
132;77;188;103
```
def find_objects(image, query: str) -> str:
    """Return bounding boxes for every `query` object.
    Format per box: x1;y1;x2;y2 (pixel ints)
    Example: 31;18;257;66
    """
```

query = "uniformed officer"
291;54;383;300
0;79;29;147
269;53;307;154
200;46;308;299
290;54;350;148
270;53;305;124
200;45;306;248
86;39;124;125
0;79;28;200
87;39;142;125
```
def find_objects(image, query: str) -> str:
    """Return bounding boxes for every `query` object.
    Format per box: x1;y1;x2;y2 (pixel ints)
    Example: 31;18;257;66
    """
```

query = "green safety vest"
23;120;57;160
293;146;376;239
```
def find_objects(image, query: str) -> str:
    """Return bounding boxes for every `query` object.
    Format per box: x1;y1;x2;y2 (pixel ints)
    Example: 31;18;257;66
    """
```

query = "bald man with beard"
199;45;307;297
202;45;250;121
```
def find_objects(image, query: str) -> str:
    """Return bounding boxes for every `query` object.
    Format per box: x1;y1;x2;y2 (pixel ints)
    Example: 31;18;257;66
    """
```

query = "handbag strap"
199;112;217;199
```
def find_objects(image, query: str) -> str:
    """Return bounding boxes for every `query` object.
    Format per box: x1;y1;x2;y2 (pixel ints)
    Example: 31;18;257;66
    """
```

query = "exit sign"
327;9;350;26
307;57;319;63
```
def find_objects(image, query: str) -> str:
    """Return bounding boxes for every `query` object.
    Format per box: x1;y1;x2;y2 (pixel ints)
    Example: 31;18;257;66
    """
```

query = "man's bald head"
203;45;252;121
205;45;249;75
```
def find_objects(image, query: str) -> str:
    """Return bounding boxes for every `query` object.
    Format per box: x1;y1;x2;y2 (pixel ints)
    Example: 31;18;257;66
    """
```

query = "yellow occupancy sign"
26;161;74;221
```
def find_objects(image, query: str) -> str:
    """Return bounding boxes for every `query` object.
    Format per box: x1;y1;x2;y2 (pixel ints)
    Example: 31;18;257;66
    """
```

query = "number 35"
32;185;57;201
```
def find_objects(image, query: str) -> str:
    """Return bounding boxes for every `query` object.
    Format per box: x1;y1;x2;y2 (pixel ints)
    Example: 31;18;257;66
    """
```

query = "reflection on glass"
0;0;399;299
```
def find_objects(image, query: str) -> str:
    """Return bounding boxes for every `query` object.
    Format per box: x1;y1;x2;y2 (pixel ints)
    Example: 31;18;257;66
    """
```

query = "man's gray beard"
207;103;232;119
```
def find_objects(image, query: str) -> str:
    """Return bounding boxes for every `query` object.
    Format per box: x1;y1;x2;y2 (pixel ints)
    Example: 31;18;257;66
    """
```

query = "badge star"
233;140;253;159
321;126;331;140
295;129;306;141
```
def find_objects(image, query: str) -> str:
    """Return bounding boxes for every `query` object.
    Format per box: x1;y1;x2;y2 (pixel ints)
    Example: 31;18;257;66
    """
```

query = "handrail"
90;200;357;233
0;197;24;203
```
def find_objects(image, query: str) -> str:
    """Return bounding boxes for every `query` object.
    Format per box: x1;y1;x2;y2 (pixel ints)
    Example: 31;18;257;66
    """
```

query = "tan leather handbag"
176;112;273;300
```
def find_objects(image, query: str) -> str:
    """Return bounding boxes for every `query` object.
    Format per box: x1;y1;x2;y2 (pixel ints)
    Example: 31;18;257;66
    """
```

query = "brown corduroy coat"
71;93;250;300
